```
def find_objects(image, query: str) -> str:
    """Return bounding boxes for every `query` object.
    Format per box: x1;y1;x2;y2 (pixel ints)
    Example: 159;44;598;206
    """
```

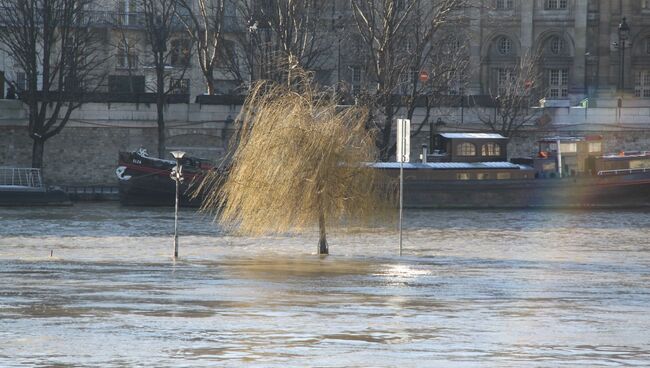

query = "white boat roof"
439;133;507;139
371;162;530;170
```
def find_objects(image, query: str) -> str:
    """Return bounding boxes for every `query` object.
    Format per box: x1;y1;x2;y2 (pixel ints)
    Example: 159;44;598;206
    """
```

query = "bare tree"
0;0;106;169
141;0;194;158
478;52;544;138
350;0;473;160
225;0;330;87
176;0;226;95
400;18;470;139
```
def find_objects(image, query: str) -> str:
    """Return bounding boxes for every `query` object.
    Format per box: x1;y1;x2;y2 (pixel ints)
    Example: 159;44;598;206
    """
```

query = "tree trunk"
206;80;215;95
379;104;394;161
31;137;45;169
157;101;166;158
318;209;328;255
206;71;215;95
156;59;166;158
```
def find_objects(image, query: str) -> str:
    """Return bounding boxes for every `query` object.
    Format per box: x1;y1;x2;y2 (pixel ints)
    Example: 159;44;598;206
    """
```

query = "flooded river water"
1;203;649;367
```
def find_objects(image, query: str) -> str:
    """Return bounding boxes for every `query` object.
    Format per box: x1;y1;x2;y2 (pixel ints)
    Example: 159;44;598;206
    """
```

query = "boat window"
560;143;577;153
476;173;489;180
481;143;501;156
630;160;650;169
496;172;511;179
457;173;470;180
588;142;602;153
457;142;476;156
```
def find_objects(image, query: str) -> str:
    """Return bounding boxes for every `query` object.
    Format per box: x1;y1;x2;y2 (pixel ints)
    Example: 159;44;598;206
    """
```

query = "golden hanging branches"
198;73;396;238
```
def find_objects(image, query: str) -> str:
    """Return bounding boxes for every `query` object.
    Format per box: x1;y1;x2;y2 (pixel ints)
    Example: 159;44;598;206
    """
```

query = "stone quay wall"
2;100;650;186
0;100;238;186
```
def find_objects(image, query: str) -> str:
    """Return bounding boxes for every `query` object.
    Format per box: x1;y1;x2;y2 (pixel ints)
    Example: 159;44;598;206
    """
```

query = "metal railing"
0;168;43;188
598;167;649;176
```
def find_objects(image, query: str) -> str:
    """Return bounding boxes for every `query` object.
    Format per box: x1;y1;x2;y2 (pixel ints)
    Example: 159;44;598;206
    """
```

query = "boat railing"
597;167;649;176
0;167;44;188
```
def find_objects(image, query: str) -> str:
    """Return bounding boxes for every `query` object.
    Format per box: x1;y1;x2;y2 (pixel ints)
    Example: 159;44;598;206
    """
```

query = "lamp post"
617;17;630;94
170;150;186;259
248;19;258;85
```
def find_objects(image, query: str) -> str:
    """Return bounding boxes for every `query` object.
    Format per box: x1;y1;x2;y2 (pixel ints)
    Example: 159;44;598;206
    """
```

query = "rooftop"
371;162;529;170
439;133;507;140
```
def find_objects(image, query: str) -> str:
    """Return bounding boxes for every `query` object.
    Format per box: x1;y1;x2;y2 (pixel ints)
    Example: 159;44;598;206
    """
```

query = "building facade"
1;0;650;104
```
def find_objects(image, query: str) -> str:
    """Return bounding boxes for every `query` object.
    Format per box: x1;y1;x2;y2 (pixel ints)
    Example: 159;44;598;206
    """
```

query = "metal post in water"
556;139;562;178
396;119;410;257
170;151;186;260
399;160;403;257
174;174;179;258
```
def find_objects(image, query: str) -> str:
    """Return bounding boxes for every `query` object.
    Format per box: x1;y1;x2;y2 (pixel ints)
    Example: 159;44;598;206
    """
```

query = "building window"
16;71;28;91
550;36;565;55
108;75;145;93
497;68;514;95
481;143;501;156
351;66;362;83
117;0;139;26
457;173;470;180
635;70;650;97
476;173;490;180
170;39;191;67
169;78;189;94
645;38;650;54
116;40;138;69
457;142;476;156
496;172;512;180
496;0;513;9
548;68;569;98
497;37;512;55
545;0;567;9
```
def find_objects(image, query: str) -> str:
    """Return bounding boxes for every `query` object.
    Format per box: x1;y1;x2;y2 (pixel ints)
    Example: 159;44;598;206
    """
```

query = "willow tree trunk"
318;209;328;255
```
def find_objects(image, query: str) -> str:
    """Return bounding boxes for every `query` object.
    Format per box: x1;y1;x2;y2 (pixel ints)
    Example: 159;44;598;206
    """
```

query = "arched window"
457;142;476;156
550;36;565;54
481;143;501;156
498;37;512;55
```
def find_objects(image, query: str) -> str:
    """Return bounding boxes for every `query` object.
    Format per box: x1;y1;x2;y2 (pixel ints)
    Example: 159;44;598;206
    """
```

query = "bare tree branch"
0;0;107;168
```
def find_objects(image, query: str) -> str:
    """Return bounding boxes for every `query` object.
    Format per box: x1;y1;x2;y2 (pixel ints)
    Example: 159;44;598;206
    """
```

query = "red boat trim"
119;161;203;180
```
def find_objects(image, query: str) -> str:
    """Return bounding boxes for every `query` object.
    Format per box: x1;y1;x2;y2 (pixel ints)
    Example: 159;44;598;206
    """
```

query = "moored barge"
374;133;650;208
116;148;215;206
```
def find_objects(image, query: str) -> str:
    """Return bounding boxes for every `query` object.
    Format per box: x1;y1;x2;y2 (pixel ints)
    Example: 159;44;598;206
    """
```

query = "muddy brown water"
1;203;649;367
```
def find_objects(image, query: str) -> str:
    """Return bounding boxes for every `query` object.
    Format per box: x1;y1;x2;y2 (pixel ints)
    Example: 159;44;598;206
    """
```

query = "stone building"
1;0;649;103
467;0;650;104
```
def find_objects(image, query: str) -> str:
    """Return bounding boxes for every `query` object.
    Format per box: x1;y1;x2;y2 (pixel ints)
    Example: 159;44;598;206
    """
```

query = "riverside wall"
1;100;650;186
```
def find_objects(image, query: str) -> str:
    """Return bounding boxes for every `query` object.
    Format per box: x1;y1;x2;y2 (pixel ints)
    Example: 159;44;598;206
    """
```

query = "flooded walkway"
1;203;649;367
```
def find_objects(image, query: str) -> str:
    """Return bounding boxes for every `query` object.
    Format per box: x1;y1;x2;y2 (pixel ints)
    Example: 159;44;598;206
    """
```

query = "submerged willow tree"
199;75;395;255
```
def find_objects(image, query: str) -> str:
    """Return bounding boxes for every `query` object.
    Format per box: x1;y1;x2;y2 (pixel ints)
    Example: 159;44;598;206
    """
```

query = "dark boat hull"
116;151;213;207
0;188;71;206
390;171;650;209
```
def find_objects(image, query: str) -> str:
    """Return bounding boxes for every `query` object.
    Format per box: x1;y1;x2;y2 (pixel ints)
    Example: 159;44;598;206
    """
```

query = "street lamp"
248;18;258;85
170;150;186;260
617;17;630;94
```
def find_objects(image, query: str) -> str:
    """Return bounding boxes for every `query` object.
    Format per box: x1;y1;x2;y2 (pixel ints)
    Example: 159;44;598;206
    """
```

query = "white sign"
396;118;410;163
